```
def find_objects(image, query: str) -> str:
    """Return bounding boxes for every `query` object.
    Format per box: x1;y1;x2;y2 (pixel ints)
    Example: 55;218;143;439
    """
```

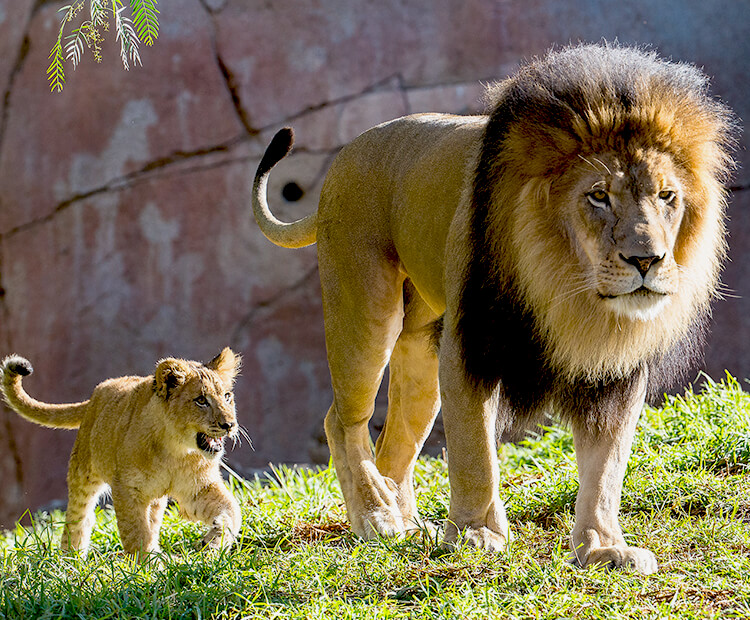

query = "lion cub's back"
77;375;156;472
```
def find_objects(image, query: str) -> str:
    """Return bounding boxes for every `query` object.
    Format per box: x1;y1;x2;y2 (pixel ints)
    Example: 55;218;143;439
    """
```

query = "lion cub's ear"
154;358;192;399
205;347;241;384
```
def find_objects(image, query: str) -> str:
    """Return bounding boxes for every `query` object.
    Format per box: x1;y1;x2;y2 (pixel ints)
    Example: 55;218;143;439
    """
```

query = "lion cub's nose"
219;421;236;432
620;253;663;277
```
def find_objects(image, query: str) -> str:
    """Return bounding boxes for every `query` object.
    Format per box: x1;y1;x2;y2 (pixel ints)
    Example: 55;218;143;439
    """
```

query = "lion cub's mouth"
196;432;225;455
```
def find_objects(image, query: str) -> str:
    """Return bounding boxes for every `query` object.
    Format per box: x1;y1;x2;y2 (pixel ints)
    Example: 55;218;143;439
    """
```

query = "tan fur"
1;348;242;559
252;44;735;574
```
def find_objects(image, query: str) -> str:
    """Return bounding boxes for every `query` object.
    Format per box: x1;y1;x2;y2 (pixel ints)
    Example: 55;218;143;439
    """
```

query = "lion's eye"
658;189;676;204
586;189;610;209
194;395;208;407
224;392;232;402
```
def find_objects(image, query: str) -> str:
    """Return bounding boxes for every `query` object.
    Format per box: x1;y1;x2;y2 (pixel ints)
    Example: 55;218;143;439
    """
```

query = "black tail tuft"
256;127;295;178
2;355;33;377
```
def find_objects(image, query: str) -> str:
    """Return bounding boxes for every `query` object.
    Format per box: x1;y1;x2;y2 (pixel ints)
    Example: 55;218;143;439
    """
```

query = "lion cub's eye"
194;395;208;407
224;392;232;402
586;189;610;209
658;189;676;204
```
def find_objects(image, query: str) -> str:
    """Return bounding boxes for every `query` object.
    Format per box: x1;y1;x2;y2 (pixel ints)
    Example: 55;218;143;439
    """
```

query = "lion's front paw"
442;524;508;552
200;526;236;551
570;544;658;575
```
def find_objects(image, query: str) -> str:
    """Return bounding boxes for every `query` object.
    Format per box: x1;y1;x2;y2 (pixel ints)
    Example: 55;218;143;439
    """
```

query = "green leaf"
131;0;159;45
46;40;65;93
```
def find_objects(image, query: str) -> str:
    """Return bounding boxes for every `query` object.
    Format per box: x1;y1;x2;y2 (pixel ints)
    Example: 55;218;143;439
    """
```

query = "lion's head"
154;347;242;457
461;43;737;400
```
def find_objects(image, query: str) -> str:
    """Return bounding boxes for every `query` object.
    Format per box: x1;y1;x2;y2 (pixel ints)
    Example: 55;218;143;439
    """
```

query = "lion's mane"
457;43;737;429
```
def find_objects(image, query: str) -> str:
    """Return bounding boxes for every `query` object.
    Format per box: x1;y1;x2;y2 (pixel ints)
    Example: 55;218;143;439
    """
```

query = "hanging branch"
47;0;159;92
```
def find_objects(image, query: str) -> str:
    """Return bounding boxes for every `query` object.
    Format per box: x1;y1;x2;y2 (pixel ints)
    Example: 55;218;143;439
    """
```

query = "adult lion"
252;44;735;573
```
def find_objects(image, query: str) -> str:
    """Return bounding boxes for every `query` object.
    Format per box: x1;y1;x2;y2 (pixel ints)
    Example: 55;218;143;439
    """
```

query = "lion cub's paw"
442;525;508;553
570;545;658;575
199;526;237;552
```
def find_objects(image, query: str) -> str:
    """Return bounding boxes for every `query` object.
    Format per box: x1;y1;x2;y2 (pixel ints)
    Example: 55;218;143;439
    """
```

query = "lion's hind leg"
61;447;106;556
374;282;441;535
61;478;106;556
319;241;410;540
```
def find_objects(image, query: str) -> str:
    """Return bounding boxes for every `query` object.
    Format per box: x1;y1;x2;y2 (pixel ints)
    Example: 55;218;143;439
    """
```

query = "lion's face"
154;348;241;458
509;141;725;381
168;374;238;456
563;149;686;322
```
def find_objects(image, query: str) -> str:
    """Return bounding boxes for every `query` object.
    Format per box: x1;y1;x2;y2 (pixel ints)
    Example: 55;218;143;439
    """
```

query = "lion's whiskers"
547;273;596;311
591;157;612;175
578;154;612;177
676;264;738;300
233;425;254;451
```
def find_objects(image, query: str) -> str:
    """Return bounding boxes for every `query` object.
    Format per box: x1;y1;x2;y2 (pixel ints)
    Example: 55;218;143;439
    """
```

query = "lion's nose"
620;253;664;277
219;420;236;432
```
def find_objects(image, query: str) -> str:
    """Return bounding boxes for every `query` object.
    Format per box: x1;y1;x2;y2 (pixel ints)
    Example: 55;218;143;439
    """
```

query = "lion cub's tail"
1;356;87;429
252;127;318;248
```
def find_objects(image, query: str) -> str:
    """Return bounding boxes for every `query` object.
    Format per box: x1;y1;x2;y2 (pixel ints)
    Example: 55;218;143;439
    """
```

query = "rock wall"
0;0;748;527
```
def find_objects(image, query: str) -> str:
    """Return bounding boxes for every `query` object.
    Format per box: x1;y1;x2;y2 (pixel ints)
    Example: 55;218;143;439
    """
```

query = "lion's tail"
1;356;86;429
252;127;318;249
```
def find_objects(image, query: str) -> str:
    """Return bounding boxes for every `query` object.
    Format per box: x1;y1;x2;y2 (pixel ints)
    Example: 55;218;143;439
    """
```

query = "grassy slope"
1;374;749;619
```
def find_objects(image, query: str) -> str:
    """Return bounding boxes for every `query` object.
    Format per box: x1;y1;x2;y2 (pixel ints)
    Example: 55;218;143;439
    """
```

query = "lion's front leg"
180;480;241;551
569;370;657;574
110;483;163;558
439;331;510;551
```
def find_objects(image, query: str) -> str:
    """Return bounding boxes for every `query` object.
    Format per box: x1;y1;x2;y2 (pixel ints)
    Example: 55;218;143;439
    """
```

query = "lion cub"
1;348;243;559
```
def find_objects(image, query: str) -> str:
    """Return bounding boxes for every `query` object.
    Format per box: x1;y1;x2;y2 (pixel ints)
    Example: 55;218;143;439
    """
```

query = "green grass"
1;374;749;619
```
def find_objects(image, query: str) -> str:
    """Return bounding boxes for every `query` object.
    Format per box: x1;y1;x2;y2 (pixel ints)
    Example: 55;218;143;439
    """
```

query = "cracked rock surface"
0;0;748;526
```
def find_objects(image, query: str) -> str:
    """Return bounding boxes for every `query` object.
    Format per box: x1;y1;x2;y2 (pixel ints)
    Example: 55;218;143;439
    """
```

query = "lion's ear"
206;347;241;383
154;358;191;399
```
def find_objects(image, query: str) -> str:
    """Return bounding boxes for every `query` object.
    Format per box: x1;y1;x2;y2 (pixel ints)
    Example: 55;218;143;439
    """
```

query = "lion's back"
76;375;155;470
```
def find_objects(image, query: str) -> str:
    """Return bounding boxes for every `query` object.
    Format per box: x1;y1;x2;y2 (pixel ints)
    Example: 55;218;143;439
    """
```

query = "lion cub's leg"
179;480;241;551
568;370;658;574
61;476;107;556
110;483;164;557
438;324;510;552
147;497;168;541
60;446;106;556
374;285;441;533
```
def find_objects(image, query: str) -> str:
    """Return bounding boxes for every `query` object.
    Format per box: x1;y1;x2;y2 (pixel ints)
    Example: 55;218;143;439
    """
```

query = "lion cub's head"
153;347;241;458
